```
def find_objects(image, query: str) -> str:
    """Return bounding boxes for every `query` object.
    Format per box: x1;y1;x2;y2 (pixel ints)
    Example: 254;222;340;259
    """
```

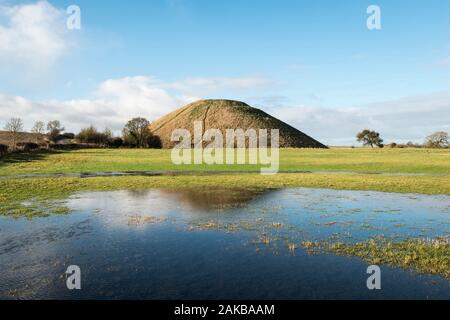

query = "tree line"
356;129;448;149
1;117;448;157
1;117;161;155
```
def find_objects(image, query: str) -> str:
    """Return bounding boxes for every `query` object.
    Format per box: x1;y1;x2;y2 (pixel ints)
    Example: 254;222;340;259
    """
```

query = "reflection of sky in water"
64;188;450;241
0;188;449;299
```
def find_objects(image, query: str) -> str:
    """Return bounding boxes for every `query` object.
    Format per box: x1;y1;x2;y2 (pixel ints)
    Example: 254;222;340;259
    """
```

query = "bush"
147;135;162;149
107;137;123;148
123;134;137;147
16;142;39;152
76;126;110;145
0;144;8;156
62;132;75;140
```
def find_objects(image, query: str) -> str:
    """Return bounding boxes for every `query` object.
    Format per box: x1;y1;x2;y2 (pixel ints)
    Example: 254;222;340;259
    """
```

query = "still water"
0;188;449;299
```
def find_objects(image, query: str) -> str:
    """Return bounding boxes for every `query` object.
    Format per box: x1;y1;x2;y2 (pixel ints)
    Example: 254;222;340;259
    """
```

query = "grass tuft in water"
322;238;450;279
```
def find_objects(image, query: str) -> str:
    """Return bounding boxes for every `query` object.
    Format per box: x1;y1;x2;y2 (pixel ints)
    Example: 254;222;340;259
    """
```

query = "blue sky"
0;0;449;145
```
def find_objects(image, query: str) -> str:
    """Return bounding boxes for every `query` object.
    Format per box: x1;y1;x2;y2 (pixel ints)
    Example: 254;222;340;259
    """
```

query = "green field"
1;148;449;176
1;148;449;278
1;148;449;219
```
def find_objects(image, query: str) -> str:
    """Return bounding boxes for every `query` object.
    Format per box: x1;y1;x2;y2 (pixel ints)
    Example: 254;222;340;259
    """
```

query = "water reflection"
160;188;277;211
64;188;278;228
0;188;449;299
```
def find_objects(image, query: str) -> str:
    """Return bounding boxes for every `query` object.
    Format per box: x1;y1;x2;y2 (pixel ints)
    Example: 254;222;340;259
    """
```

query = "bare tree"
4;118;24;151
31;121;45;144
122;117;153;148
424;131;448;148
47;120;64;142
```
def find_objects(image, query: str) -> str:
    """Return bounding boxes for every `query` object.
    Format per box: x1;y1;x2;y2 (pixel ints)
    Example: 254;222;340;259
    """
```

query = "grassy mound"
150;99;327;148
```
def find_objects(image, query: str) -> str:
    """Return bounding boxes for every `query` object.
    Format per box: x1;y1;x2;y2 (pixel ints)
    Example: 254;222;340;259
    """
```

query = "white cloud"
1;74;448;145
0;75;271;133
0;1;69;75
267;91;450;146
0;78;187;133
94;76;195;120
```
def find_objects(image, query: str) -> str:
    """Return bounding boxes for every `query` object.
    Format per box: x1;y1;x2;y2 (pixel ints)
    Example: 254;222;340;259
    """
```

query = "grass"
188;213;450;279
305;238;450;279
0;148;449;176
0;148;449;218
1;173;449;218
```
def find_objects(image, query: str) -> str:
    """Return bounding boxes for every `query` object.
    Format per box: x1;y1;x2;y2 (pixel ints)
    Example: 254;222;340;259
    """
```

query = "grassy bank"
0;148;449;176
304;238;450;279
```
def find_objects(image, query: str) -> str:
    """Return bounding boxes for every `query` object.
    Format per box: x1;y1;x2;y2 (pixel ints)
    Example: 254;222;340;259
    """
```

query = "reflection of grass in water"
189;221;240;232
247;205;282;215
360;223;382;230
320;213;338;218
254;234;279;246
271;222;283;228
311;220;354;227
303;206;328;212
370;208;402;215
258;235;271;245
302;240;318;251
127;215;166;227
287;243;298;253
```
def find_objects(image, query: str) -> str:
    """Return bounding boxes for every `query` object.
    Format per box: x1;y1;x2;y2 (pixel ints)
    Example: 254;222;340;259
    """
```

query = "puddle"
0;188;449;299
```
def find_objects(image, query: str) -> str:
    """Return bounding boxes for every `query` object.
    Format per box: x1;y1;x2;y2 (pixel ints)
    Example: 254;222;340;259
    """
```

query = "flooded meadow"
1;188;449;299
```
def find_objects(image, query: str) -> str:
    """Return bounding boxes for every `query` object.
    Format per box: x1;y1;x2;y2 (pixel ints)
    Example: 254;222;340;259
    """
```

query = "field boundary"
2;170;450;180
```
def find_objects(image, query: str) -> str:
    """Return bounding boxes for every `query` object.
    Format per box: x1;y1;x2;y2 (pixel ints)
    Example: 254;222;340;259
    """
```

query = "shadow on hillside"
0;150;58;168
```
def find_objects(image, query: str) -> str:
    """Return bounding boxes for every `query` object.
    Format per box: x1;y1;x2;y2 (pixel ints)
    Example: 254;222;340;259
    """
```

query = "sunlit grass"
0;147;449;218
0;148;449;176
322;238;450;279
